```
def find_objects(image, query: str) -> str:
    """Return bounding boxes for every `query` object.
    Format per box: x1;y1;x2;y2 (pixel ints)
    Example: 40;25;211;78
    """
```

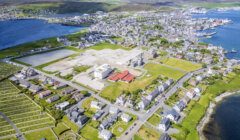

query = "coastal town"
1;1;240;140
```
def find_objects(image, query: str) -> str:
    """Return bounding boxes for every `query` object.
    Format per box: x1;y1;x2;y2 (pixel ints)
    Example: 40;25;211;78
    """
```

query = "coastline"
197;90;240;140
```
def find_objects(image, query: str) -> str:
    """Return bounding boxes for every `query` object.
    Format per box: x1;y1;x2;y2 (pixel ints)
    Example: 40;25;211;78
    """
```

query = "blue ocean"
0;19;83;50
193;10;240;59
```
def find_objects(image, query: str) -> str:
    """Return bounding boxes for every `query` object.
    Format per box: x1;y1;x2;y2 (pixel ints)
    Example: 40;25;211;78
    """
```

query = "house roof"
159;133;171;140
160;118;170;126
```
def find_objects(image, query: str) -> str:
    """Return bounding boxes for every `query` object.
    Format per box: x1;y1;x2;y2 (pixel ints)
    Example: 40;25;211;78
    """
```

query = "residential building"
158;118;170;131
93;110;105;120
121;113;132;122
53;82;67;89
159;133;171;140
39;90;51;99
19;79;30;88
173;101;186;112
109;106;119;114
56;101;70;110
166;109;180;122
46;95;60;103
186;89;196;99
90;101;105;110
138;98;150;110
29;84;42;93
99;129;112;140
72;92;85;101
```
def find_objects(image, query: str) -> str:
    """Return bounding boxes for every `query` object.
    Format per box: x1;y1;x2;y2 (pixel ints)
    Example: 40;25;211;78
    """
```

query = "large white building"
94;64;112;79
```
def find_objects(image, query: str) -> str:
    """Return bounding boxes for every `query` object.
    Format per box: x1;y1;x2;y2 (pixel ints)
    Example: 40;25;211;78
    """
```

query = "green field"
133;135;144;140
0;62;21;81
53;122;70;136
160;57;202;72
24;128;56;140
147;114;162;126
89;42;132;50
101;63;185;102
62;116;79;133
0;80;55;138
172;72;240;140
137;125;161;140
79;124;100;140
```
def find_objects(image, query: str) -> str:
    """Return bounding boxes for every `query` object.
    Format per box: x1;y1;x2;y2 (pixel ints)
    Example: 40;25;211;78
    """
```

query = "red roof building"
108;70;135;83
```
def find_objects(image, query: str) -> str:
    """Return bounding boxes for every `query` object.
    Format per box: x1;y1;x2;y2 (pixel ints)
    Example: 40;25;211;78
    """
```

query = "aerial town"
1;2;240;140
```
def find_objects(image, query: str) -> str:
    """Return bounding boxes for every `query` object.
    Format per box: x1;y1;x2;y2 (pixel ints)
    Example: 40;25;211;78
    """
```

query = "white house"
109;106;119;114
165;79;174;86
166;109;180;122
90;101;104;110
56;101;70;110
94;64;112;79
193;87;201;94
138;98;150;110
121;113;132;122
173;101;186;112
99;129;112;140
186;89;196;99
158;118;170;131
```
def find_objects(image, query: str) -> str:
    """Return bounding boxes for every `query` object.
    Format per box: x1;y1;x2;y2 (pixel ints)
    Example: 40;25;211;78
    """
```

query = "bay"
0;19;83;50
193;10;240;59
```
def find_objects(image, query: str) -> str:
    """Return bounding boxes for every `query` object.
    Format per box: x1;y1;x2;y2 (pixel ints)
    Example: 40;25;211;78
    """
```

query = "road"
7;60;144;117
0;112;25;140
118;68;206;140
6;59;206;140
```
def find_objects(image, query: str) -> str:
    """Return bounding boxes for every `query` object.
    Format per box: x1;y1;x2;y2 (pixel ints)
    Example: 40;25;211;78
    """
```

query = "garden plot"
0;62;21;81
0;80;55;138
16;49;76;66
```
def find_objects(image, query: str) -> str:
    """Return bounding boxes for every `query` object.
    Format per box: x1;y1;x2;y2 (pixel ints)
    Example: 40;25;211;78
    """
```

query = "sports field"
0;80;55;138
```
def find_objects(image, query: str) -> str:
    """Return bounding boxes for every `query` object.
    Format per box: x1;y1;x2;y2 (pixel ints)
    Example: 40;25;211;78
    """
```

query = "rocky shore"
197;91;240;140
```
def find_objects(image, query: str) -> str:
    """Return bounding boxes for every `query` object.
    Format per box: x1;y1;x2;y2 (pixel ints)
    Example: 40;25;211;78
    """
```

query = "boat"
229;48;237;53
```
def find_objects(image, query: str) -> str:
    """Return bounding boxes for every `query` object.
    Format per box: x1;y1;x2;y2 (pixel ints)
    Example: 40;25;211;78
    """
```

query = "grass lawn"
101;63;185;102
144;63;186;80
111;115;136;137
82;97;96;110
147;114;161;126
62;116;79;133
160;57;202;72
111;122;128;136
24;128;56;140
79;124;100;140
172;73;240;140
0;137;17;140
89;42;131;50
133;135;143;140
0;62;21;80
53;122;69;136
164;89;185;106
137;125;161;140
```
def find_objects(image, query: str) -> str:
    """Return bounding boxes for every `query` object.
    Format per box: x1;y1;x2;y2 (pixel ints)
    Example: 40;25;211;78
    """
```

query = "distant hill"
1;0;240;14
